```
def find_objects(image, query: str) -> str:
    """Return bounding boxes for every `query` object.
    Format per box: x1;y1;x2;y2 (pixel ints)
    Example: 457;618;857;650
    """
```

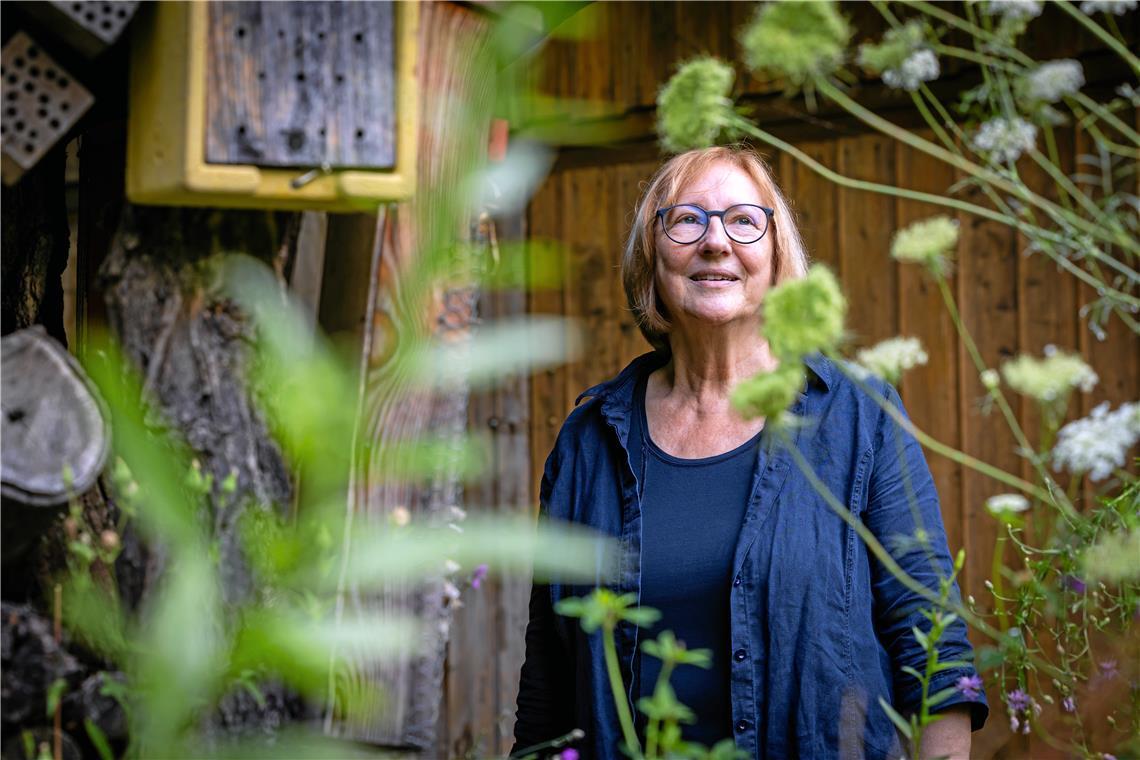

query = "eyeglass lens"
662;204;769;244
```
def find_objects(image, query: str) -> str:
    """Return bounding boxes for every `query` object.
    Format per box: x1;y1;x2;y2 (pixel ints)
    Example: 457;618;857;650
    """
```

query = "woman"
513;146;987;759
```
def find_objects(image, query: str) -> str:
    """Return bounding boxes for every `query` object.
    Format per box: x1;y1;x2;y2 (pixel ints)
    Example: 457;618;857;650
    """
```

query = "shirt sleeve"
511;449;577;754
864;382;989;732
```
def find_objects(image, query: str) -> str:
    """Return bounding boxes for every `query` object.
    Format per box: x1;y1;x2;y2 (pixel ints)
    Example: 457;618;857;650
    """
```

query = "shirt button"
735;719;750;732
733;575;742;587
733;649;747;662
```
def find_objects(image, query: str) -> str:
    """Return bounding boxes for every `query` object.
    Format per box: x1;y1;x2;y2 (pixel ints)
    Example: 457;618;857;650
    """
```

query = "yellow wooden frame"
127;1;418;212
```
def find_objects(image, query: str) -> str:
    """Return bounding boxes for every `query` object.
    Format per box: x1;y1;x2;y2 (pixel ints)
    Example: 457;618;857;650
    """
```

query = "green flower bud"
731;362;806;421
740;1;852;88
761;265;847;361
890;216;958;278
656;57;739;153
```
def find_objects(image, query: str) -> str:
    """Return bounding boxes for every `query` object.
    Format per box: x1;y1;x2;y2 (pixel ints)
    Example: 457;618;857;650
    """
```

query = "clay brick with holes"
1;32;94;186
24;2;141;59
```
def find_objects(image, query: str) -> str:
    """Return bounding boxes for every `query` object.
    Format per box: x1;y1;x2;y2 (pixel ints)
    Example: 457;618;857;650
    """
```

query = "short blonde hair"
621;145;808;352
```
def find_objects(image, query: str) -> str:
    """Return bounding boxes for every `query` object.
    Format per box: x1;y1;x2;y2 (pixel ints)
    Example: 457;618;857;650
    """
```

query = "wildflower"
956;675;984;700
471;563;489;589
1052;401;1140;481
857;21;938;92
731;362;806;422
890;216;958;277
1026;60;1085;103
443;580;462;606
1006;689;1031;711
443;559;461;575
1063;575;1087;593
1009;715;1020;733
855;337;928;385
560;750;580;760
985;493;1030;518
981;369;1001;391
761;265;847;361
1001;348;1098;404
882;50;940;92
1082;528;1140;583
1098;659;1119;680
973;117;1037;163
656;57;739;153
985;0;1043;19
740;1;852;88
1061;695;1076;713
390;505;411;527
1080;0;1137;13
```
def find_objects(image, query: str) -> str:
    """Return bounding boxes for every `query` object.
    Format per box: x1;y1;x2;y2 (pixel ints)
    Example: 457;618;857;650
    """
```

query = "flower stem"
603;622;642;757
1055;0;1140;77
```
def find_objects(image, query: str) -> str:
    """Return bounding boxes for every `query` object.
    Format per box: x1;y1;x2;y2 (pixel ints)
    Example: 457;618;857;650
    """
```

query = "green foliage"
729;361;805;422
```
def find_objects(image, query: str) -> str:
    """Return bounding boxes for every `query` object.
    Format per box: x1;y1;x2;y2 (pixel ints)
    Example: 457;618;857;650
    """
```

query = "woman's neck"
659;325;779;403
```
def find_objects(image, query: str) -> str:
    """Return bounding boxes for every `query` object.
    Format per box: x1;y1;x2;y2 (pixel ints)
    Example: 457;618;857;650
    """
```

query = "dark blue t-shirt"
630;371;760;747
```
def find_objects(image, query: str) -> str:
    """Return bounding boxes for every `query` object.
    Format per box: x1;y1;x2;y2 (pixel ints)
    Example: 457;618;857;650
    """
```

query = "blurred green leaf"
45;678;66;718
84;719;115;760
879;697;913;739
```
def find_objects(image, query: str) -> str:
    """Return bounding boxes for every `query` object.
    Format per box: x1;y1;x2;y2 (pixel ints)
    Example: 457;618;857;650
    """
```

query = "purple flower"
560;750;579;760
471;563;489;590
1063;574;1087;593
1006;689;1031;712
1061;695;1076;713
1009;715;1020;733
1099;659;1119;680
955;675;984;700
1100;755;1116;760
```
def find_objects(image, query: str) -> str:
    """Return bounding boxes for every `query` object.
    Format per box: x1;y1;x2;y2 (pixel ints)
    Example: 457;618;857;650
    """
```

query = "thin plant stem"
603;622;641;757
992;533;1010;631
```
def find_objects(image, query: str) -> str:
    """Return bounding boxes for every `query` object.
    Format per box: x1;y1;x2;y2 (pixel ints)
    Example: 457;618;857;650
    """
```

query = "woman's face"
654;161;775;336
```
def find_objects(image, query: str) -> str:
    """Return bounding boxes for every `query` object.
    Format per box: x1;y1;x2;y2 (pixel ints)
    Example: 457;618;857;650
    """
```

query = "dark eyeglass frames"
655;204;775;245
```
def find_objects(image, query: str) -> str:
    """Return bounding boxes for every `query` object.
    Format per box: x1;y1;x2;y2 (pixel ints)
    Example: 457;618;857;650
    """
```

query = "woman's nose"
700;215;732;254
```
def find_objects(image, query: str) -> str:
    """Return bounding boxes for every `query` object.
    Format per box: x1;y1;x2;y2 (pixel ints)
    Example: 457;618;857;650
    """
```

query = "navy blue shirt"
513;352;988;759
630;371;757;745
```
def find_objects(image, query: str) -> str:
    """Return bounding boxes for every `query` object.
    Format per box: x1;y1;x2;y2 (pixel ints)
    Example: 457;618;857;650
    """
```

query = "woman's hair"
621;145;808;352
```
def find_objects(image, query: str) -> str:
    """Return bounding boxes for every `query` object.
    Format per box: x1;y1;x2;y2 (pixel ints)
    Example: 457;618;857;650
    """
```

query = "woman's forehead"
669;161;766;206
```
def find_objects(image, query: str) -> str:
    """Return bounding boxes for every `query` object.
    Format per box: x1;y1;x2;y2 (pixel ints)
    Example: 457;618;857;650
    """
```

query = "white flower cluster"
1027;60;1085;103
973;117;1038;163
1052;401;1140;481
985;0;1043;18
1080;0;1138;14
1002;346;1098;404
855;337;929;384
985;493;1031;517
883;49;940;92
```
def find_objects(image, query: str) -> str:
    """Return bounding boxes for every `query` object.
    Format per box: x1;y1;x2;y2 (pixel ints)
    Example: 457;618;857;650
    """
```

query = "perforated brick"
1;32;94;186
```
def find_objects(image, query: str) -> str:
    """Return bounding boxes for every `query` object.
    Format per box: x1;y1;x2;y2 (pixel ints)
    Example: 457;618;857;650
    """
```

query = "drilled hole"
24;143;34;153
5;74;16;84
257;71;266;80
45;68;56;81
101;20;112;30
5;91;16;101
277;29;285;39
58;77;69;87
49;118;60;129
85;12;96;22
116;8;127;18
27;46;38;59
237;124;246;136
296;72;305;82
28;129;37;139
13;57;24;68
14;120;25;132
335;73;344;84
28;65;40;78
61;102;70;111
317;31;325;40
236;26;246;39
23;82;34;93
354;32;363;43
72;3;82;11
37;108;47;118
355;128;364;140
38;93;49;104
318;127;326;137
5;107;15;117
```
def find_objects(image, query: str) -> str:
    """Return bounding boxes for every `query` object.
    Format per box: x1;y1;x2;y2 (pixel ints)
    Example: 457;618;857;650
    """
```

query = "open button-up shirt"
513;352;988;759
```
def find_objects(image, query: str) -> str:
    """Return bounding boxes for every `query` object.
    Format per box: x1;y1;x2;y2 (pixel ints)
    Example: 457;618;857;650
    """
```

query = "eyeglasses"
655;204;775;245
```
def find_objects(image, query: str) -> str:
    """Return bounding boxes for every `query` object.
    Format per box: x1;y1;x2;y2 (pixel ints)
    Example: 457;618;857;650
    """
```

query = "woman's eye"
678;215;699;224
731;216;757;226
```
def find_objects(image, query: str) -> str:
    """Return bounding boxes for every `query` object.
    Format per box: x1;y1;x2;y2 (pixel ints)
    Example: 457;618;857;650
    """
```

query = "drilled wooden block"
25;1;141;58
1;32;94;186
205;1;397;170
